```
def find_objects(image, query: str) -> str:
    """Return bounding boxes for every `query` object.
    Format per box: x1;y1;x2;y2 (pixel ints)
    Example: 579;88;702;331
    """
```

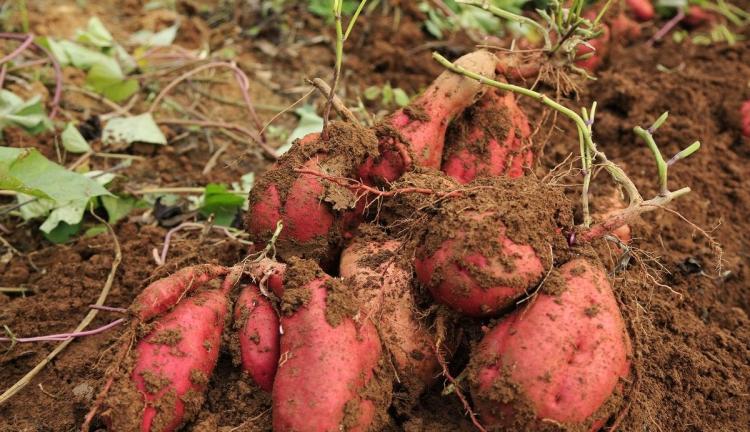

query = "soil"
1;1;749;432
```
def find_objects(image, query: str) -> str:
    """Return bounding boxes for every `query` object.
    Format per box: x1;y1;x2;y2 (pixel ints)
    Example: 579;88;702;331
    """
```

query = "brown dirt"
1;1;749;432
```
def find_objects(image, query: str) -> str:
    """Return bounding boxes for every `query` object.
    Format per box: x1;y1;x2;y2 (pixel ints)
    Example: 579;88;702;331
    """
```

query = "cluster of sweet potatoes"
103;50;634;431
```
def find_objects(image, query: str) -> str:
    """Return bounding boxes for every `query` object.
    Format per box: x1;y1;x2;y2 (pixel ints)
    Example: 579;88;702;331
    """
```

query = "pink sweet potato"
576;23;611;73
626;0;655;21
130;264;228;322
245;126;374;266
442;88;533;183
273;267;384;431
684;5;714;27
360;50;497;184
415;177;569;317
340;235;439;399
610;13;642;42
130;288;229;432
469;259;631;429
234;284;280;392
415;211;544;317
741;100;750;138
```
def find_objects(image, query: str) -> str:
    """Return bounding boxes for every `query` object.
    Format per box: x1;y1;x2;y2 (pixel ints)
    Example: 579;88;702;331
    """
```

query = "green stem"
432;52;700;234
344;0;369;41
433;52;643;215
457;0;551;50
593;0;616;26
633;126;669;195
323;0;345;140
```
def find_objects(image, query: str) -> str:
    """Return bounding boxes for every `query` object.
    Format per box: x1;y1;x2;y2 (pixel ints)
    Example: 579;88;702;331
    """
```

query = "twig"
202;141;230;175
0;287;30;293
148;61;266;142
156;118;279;159
0;208;121;404
259;87;316;136
64;85;131;116
433;316;486;432
0;33;62;118
88;305;128;314
308;78;358;123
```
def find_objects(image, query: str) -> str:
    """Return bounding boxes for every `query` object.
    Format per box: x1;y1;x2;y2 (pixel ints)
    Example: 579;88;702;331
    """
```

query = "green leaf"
130;23;179;47
101;195;147;224
393;88;410;107
86;63;138;102
363;86;381;100
102;113;167;147
381;83;394;106
61;123;92;153
0;147;111;203
0;90;52;135
279;104;324;155
75;17;115;48
199;183;246;227
84;224;108;237
36;36;70;66
58;40;119;71
43;222;82;244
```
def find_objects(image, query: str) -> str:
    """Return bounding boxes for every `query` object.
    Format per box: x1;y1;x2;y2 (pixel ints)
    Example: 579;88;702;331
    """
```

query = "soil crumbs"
1;1;750;432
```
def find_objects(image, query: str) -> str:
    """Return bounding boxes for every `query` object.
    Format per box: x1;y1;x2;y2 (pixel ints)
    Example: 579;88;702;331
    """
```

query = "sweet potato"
245;125;377;266
234;284;280;392
340;233;439;401
442;88;533;183
469;259;631;429
129;264;228;322
626;0;655;21
684;5;714;27
360;50;497;184
610;13;642;42
576;23;611;73
273;260;385;431
121;289;229;432
414;176;571;317
741;99;750;138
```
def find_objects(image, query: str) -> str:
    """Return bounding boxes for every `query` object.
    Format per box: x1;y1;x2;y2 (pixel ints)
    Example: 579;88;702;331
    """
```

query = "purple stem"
0;33;63;118
0;318;126;343
0;33;33;65
648;9;686;46
89;304;128;313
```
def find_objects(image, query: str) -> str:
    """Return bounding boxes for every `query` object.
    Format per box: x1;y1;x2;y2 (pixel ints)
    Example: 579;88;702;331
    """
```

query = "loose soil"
1;1;749;432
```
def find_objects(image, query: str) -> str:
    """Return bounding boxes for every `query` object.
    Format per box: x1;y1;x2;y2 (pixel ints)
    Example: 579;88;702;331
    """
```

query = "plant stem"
433;51;697;234
323;0;345;141
0;210;121;405
434;52;640;214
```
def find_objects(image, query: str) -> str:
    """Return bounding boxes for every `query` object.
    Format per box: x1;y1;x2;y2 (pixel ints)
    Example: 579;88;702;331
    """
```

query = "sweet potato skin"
272;276;382;432
234;284;280;392
626;0;655;21
741;100;750;138
576;23;611;72
340;237;439;398
362;50;497;183
415;212;544;318
470;259;631;428
130;264;228;322
442;89;533;183
131;289;229;432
